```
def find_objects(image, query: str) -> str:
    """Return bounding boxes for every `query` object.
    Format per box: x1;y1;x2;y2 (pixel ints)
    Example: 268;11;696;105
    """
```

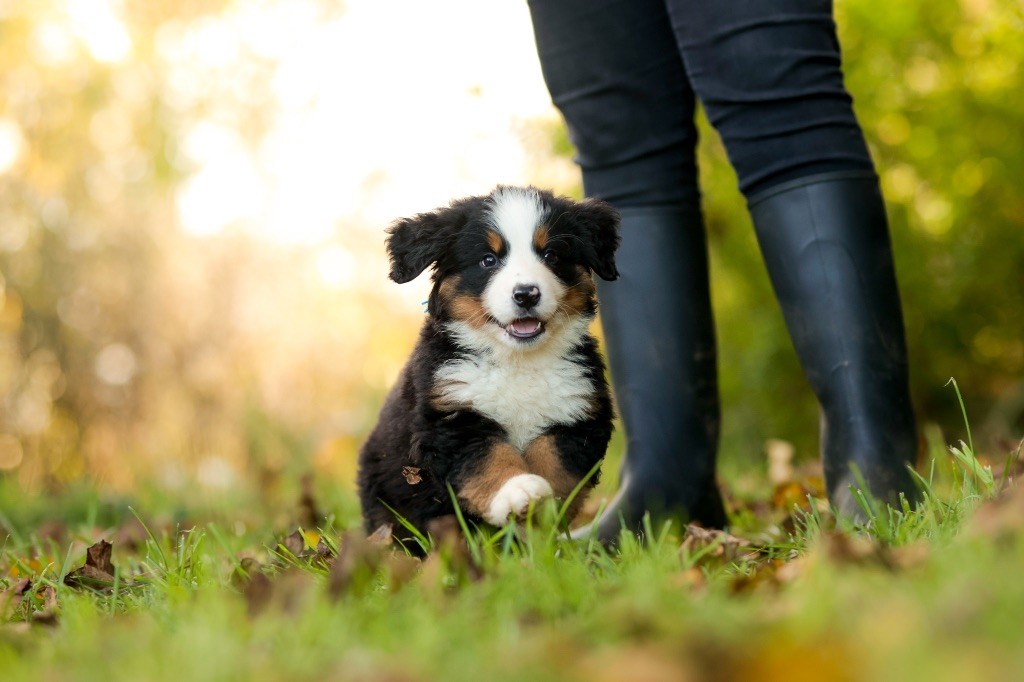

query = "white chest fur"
433;350;594;452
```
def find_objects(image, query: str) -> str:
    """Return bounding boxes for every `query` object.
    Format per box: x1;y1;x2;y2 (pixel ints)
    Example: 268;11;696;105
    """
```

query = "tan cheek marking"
434;275;460;312
458;443;530;517
439;272;490;329
524;435;591;520
487;230;504;254
533;224;550;251
449;295;490;328
561;269;597;316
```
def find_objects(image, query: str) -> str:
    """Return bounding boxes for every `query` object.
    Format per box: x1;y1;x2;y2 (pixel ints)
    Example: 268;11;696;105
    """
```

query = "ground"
2;426;1023;682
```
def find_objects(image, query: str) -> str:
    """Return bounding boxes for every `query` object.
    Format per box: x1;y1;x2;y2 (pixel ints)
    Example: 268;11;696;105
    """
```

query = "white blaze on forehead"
484;187;562;326
486;187;546;247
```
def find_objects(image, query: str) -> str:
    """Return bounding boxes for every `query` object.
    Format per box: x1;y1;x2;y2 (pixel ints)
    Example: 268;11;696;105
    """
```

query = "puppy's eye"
543;250;559;265
480;253;498;269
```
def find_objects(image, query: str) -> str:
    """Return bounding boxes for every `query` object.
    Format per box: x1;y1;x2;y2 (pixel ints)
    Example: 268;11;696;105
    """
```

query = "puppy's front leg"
456;442;554;525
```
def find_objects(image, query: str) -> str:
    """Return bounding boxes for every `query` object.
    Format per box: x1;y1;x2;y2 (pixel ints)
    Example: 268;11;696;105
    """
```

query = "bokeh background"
1;0;1021;511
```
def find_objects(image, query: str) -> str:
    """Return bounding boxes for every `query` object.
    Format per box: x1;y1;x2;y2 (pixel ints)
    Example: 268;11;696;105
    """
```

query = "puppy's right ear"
386;200;474;283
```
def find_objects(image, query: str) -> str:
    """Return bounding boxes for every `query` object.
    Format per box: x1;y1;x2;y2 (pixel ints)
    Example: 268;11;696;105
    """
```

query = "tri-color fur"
358;186;620;548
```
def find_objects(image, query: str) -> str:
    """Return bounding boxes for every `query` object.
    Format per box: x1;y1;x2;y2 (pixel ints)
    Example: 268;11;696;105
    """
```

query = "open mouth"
504;317;544;340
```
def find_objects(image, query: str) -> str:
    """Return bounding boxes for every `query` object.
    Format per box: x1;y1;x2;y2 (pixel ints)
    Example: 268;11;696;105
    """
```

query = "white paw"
484;474;554;525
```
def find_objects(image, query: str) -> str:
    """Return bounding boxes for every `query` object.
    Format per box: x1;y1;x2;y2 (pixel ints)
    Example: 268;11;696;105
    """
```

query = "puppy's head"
387;186;619;351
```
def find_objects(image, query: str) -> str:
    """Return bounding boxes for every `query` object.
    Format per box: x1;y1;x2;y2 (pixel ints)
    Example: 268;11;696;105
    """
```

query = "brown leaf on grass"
12;578;32;597
1;579;59;626
277;528;334;568
679;525;758;566
367;523;394;546
64;540;120;591
85;540;115;575
0;579;30;620
31;586;58;626
281;529;306;557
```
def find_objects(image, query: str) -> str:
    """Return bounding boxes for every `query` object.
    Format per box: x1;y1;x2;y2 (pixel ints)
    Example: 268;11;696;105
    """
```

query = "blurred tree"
0;1;408;498
0;0;1020;500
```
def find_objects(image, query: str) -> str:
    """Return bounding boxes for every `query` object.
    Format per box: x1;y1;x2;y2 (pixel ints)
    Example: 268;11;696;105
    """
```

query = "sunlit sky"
164;0;560;243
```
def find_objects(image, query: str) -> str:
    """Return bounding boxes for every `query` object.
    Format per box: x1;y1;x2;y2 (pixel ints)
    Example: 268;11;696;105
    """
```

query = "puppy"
358;186;619;547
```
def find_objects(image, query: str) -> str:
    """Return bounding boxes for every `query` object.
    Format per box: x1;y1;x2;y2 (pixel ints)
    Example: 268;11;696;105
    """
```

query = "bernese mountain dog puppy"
358;186;620;546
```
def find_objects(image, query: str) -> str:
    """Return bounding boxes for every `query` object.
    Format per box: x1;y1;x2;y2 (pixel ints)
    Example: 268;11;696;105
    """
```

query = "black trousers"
527;0;876;206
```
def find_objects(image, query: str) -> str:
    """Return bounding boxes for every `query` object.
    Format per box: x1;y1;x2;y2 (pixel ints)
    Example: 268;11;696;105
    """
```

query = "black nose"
512;285;541;309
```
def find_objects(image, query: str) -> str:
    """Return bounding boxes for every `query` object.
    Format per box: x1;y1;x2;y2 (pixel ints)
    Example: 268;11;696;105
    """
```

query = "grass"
3;392;1024;681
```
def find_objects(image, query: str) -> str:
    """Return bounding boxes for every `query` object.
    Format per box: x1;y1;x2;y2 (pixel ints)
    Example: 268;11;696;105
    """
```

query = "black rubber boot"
574;206;728;543
748;172;920;517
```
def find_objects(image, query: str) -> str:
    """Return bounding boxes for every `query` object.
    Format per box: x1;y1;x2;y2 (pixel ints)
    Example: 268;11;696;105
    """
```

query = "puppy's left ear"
574;198;621;281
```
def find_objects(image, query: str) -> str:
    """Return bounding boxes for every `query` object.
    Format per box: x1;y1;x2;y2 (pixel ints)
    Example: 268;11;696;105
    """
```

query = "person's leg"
527;0;727;540
667;0;919;513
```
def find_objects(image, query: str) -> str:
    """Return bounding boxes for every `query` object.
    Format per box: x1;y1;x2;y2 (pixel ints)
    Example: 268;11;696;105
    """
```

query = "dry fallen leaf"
367;523;395;546
276;528;332;567
280;530;306;557
64;540;120;592
1;578;60;626
31;585;58;626
680;525;759;566
402;466;423;485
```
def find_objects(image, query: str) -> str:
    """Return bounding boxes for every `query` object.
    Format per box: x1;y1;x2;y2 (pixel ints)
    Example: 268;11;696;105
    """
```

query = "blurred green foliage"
0;0;1021;499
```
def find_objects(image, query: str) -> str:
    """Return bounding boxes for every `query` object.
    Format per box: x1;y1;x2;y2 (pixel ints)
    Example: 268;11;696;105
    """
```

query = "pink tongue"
510;318;541;335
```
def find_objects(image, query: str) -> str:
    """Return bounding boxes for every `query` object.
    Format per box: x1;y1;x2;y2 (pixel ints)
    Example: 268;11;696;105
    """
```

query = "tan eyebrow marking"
533;224;549;251
486;230;504;253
